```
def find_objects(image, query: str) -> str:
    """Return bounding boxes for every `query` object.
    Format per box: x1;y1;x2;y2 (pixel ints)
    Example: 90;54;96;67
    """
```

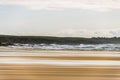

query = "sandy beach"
0;48;120;80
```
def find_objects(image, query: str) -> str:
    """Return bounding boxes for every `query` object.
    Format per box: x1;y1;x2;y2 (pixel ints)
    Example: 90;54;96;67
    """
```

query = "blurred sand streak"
0;49;119;80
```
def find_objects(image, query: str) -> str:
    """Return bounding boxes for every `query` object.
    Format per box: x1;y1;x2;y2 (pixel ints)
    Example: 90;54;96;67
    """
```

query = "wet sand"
0;48;119;80
0;64;119;80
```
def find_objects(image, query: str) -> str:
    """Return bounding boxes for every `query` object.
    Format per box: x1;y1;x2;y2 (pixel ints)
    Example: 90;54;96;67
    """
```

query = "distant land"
0;35;120;46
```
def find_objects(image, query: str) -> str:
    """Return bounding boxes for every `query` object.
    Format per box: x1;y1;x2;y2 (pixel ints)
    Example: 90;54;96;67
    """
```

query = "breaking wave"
4;43;120;51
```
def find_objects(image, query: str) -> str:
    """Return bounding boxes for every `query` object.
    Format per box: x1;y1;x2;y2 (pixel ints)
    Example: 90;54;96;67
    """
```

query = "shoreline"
1;47;120;52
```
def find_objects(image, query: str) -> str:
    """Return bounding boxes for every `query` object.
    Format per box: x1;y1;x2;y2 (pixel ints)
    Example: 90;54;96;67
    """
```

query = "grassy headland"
0;35;120;46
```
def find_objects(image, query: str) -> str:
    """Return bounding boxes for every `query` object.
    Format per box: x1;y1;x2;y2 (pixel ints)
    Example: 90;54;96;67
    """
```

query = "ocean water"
4;43;120;51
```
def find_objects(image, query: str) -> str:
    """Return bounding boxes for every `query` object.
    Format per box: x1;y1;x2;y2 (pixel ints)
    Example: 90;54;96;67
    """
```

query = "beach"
0;48;120;80
1;0;120;80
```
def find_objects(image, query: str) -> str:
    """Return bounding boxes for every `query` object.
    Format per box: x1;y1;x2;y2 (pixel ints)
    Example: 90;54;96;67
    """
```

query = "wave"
3;43;120;51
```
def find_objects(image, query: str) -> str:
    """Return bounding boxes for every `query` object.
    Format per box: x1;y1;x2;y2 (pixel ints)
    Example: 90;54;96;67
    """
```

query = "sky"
0;0;120;37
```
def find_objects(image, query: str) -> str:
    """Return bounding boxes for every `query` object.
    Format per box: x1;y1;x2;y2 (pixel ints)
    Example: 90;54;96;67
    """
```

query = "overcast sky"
0;0;120;37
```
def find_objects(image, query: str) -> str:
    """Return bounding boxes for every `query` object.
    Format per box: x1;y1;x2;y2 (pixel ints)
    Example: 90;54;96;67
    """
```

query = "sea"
3;43;120;51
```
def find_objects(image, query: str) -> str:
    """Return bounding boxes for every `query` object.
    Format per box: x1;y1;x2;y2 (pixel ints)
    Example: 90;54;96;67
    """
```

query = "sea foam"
5;43;120;51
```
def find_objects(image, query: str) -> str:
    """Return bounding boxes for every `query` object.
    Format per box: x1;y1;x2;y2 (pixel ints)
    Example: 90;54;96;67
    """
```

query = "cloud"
0;0;120;11
57;29;120;37
109;30;120;37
